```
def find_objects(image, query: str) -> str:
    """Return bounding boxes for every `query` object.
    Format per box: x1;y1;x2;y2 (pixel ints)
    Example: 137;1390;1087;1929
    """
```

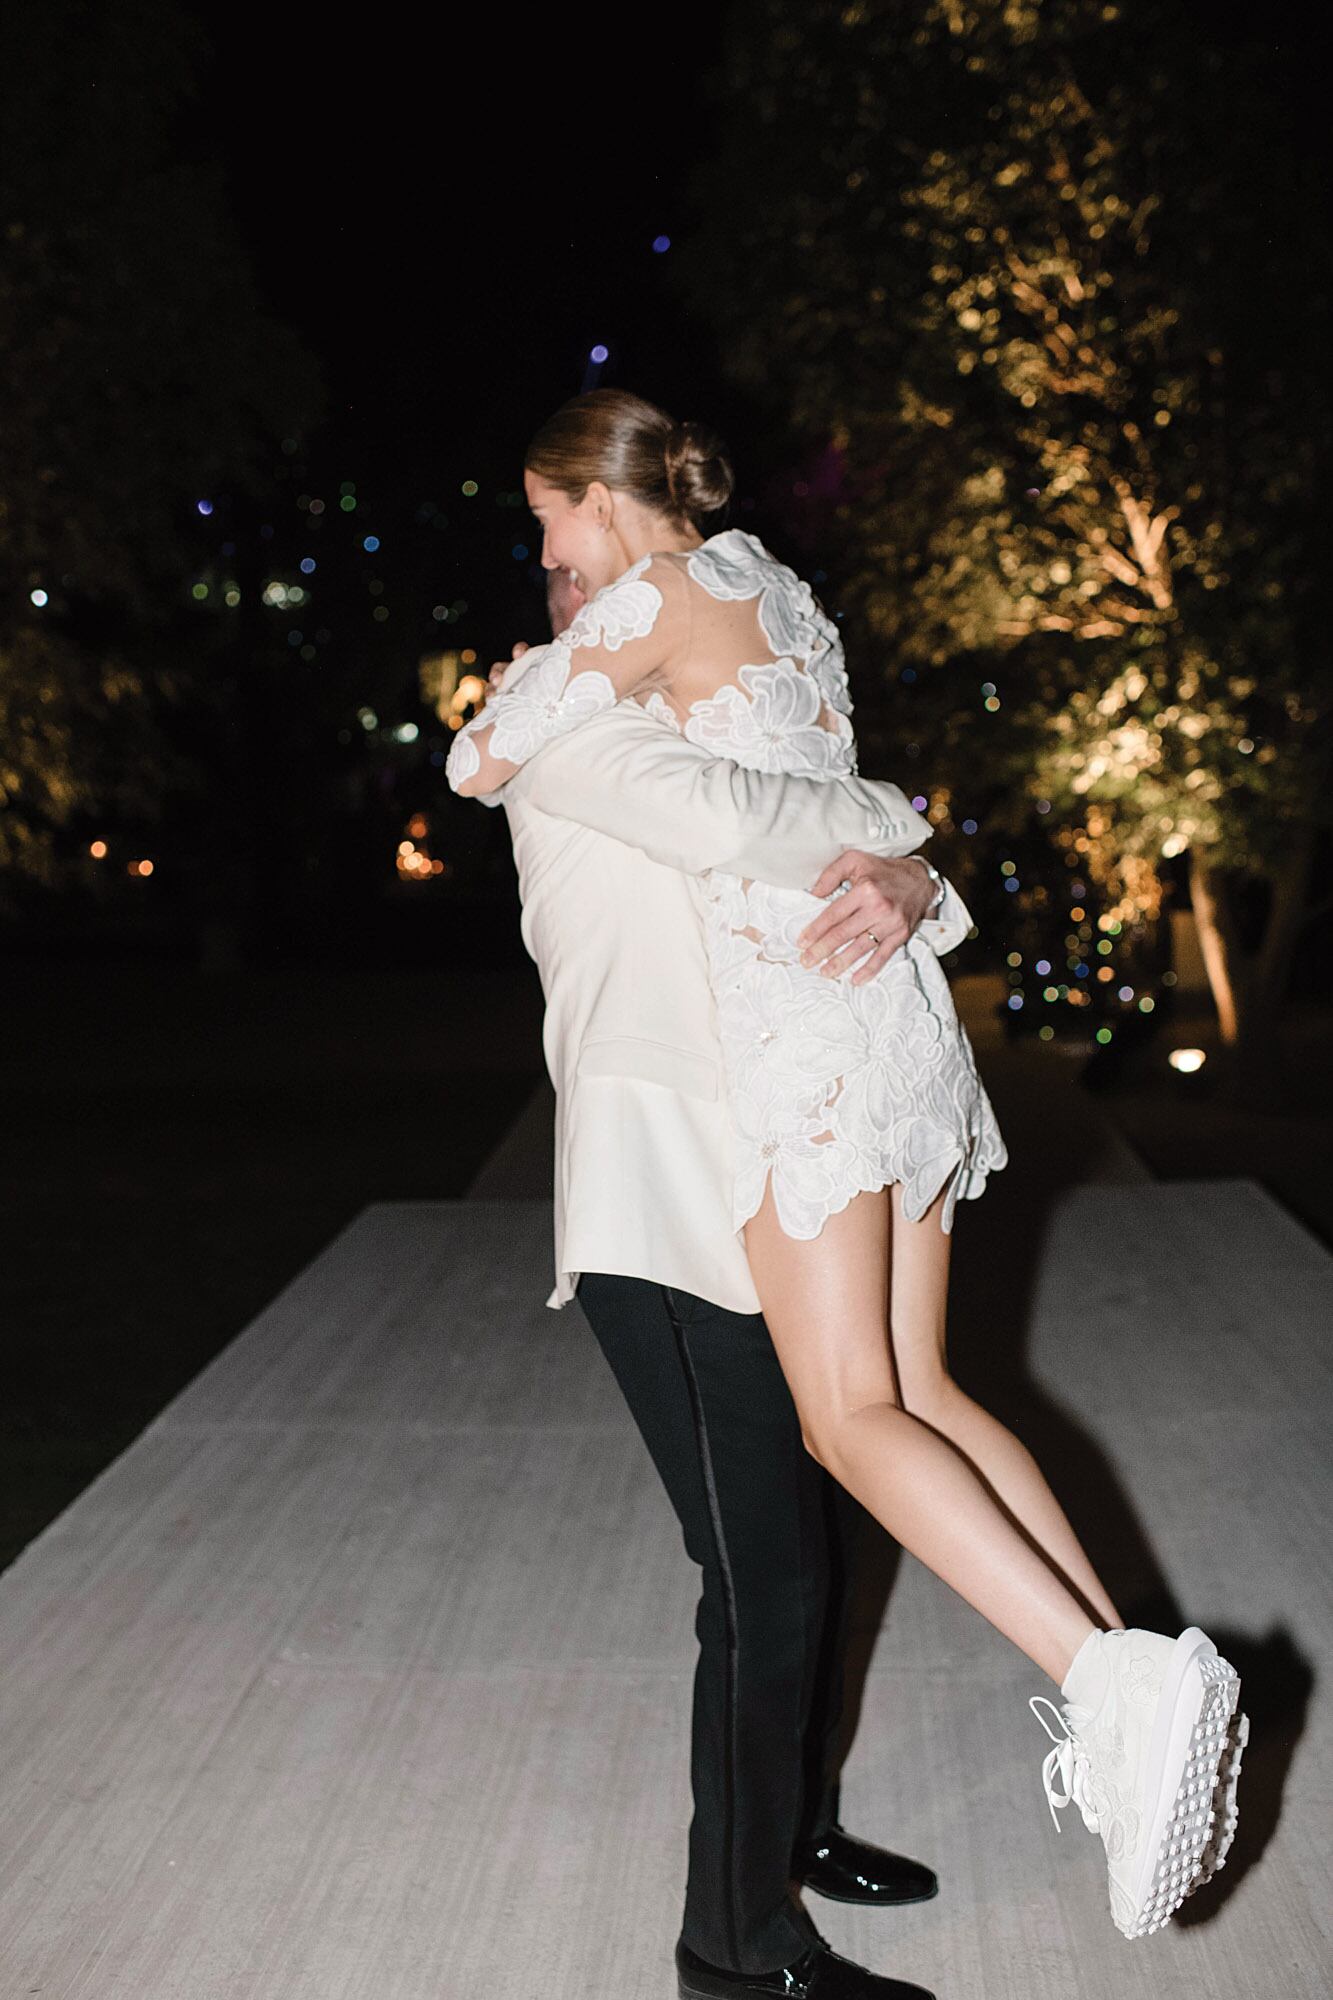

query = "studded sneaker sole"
1182;1702;1249;1901
1119;1630;1241;1938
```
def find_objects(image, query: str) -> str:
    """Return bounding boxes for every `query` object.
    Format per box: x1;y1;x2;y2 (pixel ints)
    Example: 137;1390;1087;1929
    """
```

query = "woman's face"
523;469;620;597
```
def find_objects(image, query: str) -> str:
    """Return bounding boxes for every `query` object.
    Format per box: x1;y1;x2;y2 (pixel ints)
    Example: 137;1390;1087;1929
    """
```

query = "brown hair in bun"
663;418;734;526
526;386;734;533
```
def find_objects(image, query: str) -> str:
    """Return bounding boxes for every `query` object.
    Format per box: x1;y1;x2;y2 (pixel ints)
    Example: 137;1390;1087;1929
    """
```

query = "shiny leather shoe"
794;1824;938;1907
677;1938;935;1999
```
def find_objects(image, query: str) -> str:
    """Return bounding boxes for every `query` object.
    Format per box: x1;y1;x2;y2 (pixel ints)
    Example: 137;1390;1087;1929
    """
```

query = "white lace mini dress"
447;527;1007;1239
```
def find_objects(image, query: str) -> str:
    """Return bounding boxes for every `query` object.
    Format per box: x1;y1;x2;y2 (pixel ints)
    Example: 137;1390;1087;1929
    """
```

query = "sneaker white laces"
1029;1695;1100;1835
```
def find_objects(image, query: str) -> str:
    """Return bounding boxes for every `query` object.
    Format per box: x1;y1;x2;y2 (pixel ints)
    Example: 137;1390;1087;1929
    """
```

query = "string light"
395;812;449;883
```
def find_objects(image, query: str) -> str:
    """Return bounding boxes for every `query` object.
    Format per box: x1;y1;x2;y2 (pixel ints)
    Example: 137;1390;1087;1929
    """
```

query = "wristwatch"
907;855;946;914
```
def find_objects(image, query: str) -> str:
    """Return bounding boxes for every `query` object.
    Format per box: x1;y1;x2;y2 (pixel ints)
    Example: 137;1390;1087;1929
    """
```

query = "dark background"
3;3;1329;1571
185;0;788;697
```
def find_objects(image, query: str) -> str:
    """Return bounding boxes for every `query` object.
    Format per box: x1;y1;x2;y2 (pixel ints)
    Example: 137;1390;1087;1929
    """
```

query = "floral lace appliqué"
446;552;663;788
686;531;855;762
638;688;683;734
665;528;1007;1240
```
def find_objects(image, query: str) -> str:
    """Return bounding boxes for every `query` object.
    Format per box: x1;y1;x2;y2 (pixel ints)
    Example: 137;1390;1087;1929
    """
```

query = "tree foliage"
672;0;1329;1049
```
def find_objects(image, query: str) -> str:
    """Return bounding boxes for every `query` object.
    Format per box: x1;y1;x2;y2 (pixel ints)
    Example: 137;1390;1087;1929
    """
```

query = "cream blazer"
483;682;974;1311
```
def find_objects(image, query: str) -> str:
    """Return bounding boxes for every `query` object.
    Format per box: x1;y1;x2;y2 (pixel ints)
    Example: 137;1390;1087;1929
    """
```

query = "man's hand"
796;851;938;986
486;640;531;699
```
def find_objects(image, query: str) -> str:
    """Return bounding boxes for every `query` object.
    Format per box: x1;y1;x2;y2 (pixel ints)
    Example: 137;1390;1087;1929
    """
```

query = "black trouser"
576;1272;863;1975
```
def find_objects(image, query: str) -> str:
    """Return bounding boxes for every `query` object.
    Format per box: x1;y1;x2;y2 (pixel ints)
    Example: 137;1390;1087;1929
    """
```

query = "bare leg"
884;1180;1123;1632
744;1177;1109;1687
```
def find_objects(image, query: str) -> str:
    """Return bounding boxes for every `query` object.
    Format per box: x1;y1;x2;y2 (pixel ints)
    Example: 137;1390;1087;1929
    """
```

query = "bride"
446;386;1243;1943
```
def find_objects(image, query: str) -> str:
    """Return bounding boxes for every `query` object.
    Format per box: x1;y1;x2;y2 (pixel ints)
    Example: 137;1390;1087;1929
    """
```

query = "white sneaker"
1029;1625;1242;1939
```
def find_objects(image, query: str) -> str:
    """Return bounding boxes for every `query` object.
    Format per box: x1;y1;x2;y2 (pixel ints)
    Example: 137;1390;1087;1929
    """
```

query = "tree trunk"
1187;830;1316;1107
1186;846;1244;1046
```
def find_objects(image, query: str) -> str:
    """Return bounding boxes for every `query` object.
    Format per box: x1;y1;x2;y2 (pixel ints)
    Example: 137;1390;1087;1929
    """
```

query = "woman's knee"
899;1367;968;1432
798;1389;900;1476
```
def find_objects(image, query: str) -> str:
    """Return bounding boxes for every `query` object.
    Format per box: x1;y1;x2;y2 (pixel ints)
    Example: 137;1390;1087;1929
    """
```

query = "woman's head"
523;387;734;595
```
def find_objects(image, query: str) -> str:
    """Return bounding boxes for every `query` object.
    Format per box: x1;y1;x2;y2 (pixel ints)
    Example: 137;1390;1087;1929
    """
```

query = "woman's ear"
583;478;614;530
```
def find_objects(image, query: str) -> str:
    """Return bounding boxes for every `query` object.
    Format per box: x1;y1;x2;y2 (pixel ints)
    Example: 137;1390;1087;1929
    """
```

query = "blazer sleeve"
502;697;976;955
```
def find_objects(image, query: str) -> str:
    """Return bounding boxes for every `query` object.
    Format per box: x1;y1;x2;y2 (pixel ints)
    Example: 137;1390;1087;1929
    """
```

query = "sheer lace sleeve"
446;553;684;798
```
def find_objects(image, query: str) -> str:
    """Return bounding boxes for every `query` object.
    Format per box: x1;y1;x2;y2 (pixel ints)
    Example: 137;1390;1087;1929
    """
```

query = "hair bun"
524;388;736;536
664;418;735;525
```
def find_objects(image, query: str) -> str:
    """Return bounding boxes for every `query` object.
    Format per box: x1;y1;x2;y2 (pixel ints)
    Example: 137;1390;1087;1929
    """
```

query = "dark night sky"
173;5;760;669
184;2;1323;487
187;7;735;502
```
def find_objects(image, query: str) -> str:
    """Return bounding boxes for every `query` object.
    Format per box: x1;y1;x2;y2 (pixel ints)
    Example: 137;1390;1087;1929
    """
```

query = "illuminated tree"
674;0;1328;1078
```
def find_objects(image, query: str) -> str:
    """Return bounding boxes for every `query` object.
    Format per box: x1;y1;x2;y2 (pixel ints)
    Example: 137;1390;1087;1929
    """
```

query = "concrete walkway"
0;1021;1327;1996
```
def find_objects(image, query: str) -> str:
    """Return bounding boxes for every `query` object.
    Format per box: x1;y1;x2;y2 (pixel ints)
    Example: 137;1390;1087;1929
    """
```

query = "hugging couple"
445;386;1244;1999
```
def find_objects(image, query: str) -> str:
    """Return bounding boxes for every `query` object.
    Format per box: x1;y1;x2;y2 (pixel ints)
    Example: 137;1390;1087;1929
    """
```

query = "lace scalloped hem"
737;1129;1010;1243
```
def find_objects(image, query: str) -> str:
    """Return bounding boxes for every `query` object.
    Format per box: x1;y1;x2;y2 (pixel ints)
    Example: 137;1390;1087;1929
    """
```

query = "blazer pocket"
577;1035;719;1102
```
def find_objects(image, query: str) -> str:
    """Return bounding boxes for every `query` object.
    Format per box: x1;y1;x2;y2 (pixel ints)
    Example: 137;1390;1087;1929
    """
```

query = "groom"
473;563;958;2000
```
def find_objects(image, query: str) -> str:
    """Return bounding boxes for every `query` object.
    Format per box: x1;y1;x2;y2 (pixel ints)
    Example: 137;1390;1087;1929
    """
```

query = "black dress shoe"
676;1938;935;2000
794;1824;938;1907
